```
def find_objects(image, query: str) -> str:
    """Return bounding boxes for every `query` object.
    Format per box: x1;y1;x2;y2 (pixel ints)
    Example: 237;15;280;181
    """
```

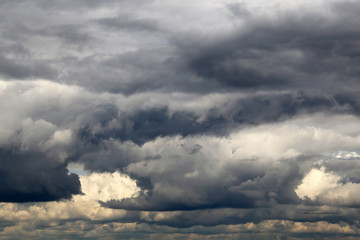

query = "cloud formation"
0;0;360;239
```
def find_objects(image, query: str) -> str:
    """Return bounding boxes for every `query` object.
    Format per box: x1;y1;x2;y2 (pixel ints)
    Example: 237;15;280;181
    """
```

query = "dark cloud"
0;0;359;96
76;106;226;146
323;159;360;183
0;149;81;202
99;155;308;212
34;0;147;11
227;2;252;18
94;203;360;229
334;94;360;115
97;16;162;33
174;1;360;93
50;0;360;95
101;190;255;211
74;92;338;149
40;25;92;46
0;0;360;238
0;53;57;79
59;49;176;94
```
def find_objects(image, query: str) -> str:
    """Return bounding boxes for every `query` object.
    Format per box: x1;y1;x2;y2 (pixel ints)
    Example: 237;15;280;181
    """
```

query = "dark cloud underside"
0;149;81;202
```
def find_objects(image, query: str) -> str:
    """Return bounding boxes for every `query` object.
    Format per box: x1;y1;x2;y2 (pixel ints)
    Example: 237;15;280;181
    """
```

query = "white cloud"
295;167;341;200
229;115;360;161
80;171;139;202
295;166;360;206
0;171;139;223
332;151;360;160
45;129;73;148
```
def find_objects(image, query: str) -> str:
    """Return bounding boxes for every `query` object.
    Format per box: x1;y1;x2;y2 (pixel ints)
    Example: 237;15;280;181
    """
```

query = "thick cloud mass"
1;0;360;239
0;149;81;202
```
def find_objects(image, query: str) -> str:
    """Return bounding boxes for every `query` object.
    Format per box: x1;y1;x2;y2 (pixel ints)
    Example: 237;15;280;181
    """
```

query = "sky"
1;0;360;239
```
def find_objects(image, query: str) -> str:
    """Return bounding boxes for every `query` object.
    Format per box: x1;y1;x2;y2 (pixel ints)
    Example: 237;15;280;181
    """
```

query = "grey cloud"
3;217;360;240
0;0;360;238
92;203;360;229
73;92;339;149
99;153;308;212
1;0;359;96
0;81;357;207
39;25;93;46
75;106;228;146
34;0;148;11
101;190;255;211
0;149;81;202
97;16;162;33
334;94;360;115
175;1;360;93
0;53;57;79
227;2;252;19
324;159;360;184
60;49;174;94
57;0;360;95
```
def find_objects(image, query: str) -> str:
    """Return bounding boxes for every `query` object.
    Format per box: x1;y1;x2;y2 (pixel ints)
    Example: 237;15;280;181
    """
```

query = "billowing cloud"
0;0;360;239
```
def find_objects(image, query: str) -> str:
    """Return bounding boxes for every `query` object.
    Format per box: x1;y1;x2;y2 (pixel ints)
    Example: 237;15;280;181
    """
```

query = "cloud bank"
1;0;360;239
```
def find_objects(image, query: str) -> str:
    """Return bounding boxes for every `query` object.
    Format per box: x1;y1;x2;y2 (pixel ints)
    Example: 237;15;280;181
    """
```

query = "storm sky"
1;0;360;239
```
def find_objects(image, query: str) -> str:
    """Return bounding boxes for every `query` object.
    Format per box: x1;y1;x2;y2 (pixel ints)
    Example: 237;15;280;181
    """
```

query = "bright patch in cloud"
295;167;341;200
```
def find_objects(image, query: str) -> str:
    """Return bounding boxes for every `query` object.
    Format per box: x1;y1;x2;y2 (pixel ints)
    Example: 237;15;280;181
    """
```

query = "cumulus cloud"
0;171;138;221
296;168;342;200
0;0;360;239
98;115;360;212
296;167;360;206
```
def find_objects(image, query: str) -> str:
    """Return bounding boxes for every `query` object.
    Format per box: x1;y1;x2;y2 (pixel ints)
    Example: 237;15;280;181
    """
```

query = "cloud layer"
1;0;360;239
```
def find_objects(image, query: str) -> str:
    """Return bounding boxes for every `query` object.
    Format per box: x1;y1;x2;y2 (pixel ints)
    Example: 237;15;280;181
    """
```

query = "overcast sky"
1;0;360;239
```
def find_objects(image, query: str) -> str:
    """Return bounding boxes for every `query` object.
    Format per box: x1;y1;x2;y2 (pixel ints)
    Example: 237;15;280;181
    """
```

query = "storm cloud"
0;0;360;239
